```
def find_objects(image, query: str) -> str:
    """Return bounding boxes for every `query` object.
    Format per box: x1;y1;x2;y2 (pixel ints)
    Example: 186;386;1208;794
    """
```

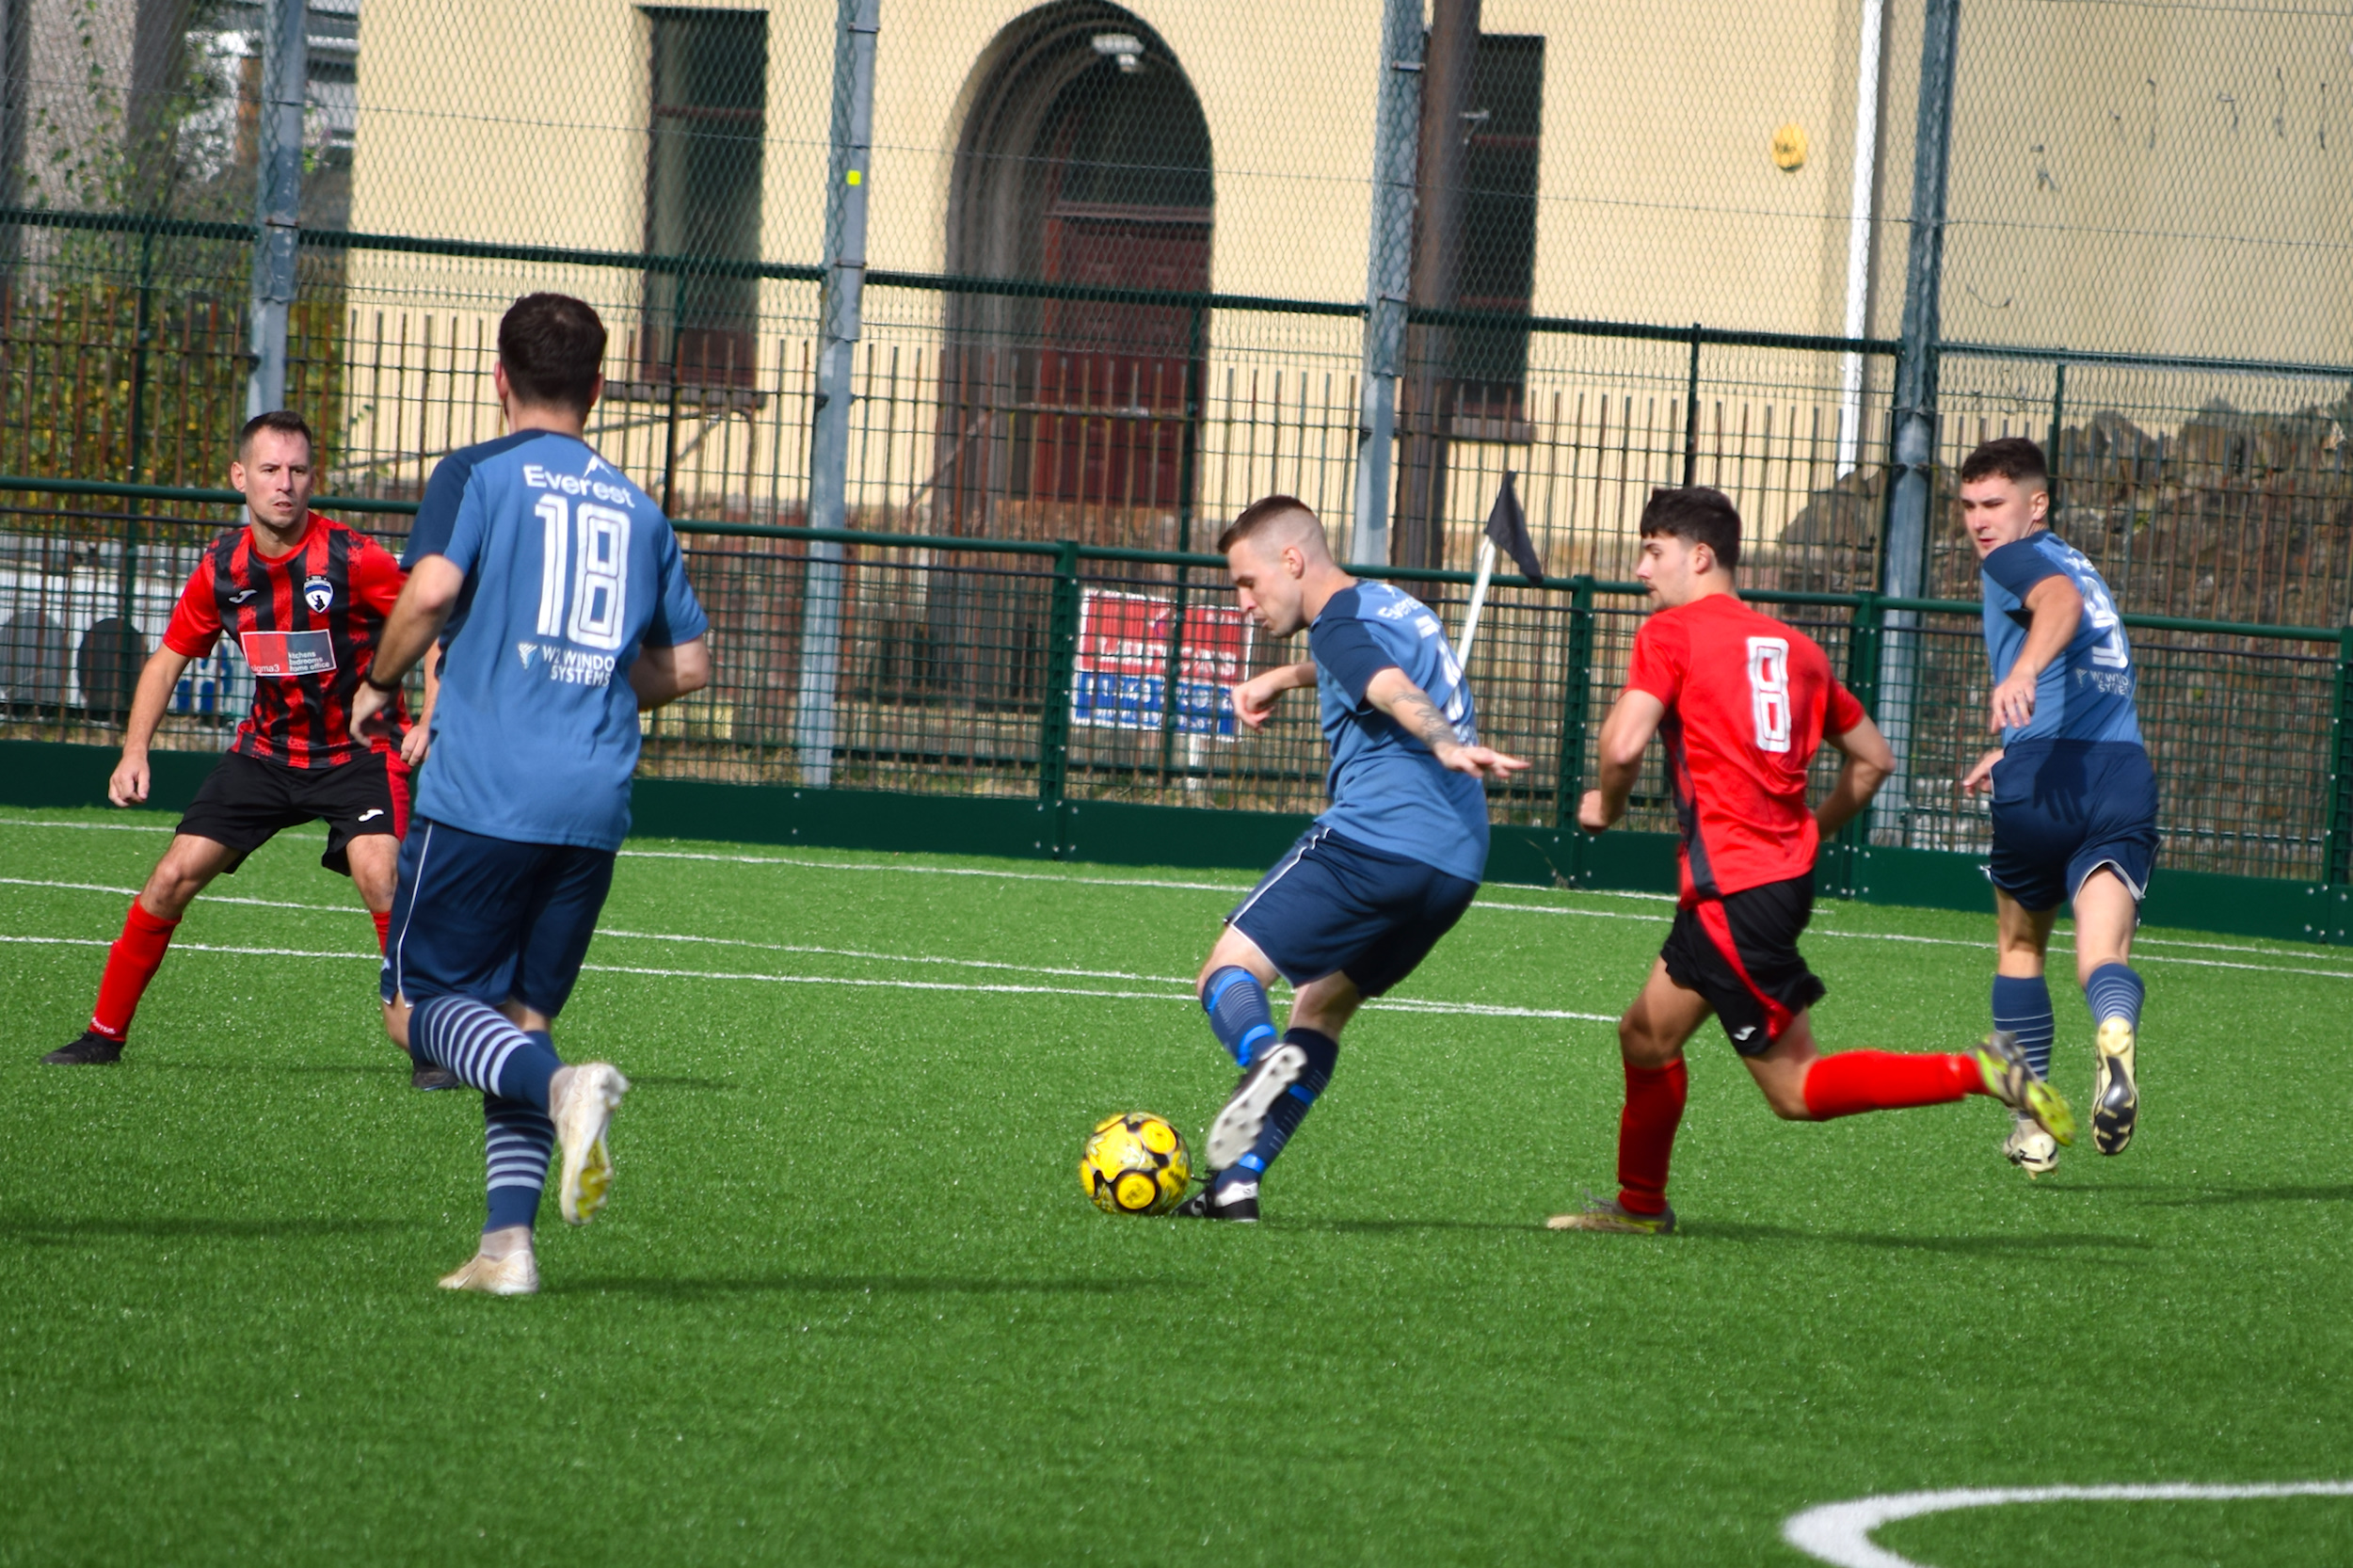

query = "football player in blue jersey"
1956;437;2154;1176
1176;496;1529;1221
351;293;711;1293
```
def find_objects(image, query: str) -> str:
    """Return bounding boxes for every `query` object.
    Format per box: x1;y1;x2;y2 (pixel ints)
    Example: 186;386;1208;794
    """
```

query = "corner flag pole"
1452;536;1497;670
1454;470;1544;671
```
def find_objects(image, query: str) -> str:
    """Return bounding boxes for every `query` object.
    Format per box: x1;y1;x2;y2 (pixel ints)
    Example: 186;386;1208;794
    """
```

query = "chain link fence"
0;1;2346;888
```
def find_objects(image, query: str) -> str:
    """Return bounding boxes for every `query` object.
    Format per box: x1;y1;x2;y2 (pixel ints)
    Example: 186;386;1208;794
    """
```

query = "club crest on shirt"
302;575;334;615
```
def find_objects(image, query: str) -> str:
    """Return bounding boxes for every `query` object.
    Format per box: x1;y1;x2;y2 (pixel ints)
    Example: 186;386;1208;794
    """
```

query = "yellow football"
1080;1112;1193;1216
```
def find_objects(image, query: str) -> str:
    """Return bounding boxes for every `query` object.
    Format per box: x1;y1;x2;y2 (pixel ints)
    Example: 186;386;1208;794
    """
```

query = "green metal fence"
3;480;2345;903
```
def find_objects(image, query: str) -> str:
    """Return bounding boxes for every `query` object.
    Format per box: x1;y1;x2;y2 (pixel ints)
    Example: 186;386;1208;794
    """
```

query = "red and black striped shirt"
163;512;409;769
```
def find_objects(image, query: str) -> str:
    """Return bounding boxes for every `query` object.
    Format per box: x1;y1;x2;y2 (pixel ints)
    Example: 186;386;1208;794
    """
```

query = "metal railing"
1;479;2343;890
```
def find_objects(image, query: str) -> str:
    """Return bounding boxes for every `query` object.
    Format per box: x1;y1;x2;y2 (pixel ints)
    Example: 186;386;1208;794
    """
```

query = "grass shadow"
562;1272;1177;1300
1689;1221;2154;1254
1297;1217;1541;1236
622;1074;737;1091
2136;1184;2353;1208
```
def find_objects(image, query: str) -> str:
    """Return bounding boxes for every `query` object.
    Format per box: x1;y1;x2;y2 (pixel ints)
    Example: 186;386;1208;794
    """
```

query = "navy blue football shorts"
1987;738;2159;913
1227;825;1480;999
378;817;616;1018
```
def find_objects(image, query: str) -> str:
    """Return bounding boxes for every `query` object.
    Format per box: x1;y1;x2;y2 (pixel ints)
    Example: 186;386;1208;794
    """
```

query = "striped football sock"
1201;966;1276;1067
1213;1027;1339;1199
2085;963;2144;1032
1992;973;2056;1080
411;996;561;1109
483;1091;556;1233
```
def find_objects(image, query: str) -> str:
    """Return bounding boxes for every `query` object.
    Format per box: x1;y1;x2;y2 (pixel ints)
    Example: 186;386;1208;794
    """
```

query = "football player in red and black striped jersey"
44;410;444;1082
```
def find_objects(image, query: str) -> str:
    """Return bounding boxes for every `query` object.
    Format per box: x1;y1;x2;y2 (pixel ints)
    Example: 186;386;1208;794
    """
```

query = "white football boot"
439;1247;539;1296
2002;1112;2059;1178
554;1063;630;1224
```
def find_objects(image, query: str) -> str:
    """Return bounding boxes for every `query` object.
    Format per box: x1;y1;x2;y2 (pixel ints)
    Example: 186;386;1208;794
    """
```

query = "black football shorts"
1657;873;1826;1056
177;748;411;877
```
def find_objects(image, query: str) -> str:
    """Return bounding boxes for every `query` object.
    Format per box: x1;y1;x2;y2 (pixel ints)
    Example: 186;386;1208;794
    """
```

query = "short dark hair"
1217;493;1318;553
1639;486;1742;569
238;408;314;459
497;293;607;415
1959;436;2049;492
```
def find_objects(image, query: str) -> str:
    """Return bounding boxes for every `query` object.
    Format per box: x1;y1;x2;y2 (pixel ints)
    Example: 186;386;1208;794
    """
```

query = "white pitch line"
1784;1480;2353;1568
595;927;1196;987
0;876;354;915
11;815;2353;970
0;934;1612;1022
616;846;1252;894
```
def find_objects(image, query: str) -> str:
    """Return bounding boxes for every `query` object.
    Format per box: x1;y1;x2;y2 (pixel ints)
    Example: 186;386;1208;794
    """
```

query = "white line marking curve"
1783;1480;2353;1568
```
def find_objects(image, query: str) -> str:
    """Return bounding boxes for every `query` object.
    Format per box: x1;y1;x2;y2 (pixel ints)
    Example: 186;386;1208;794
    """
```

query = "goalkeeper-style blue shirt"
1979;529;2142;749
403;430;708;851
1305;581;1489;882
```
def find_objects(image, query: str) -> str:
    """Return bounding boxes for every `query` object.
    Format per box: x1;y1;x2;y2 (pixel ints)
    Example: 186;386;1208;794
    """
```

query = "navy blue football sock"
2085;962;2145;1032
1992;973;2057;1080
1214;1027;1340;1199
410;996;561;1110
1201;966;1277;1068
482;1094;555;1232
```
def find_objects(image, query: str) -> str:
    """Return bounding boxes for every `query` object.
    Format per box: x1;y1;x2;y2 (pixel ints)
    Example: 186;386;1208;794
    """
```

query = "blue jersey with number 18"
403;429;708;851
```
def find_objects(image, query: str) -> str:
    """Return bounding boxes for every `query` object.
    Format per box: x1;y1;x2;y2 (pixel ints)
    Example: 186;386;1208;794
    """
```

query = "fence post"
1834;590;1884;897
244;0;305;420
1553;576;1596;871
1038;540;1082;814
1869;0;1961;844
1681;324;1703;488
1158;304;1205;787
116;230;154;634
2044;360;2067;518
2328;628;2353;889
1348;0;1424;568
792;0;879;789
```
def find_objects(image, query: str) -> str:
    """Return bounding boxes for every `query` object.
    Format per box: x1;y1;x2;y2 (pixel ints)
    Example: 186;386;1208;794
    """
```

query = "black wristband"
361;668;405;694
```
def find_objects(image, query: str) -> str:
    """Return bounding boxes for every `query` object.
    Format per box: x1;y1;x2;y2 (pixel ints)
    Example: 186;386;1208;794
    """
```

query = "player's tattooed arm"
1817;715;1896;835
1231;661;1317;729
1579;688;1668;831
1365;667;1530;780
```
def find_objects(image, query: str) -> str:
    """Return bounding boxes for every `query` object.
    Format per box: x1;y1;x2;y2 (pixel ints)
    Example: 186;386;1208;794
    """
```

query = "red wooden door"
1029;213;1207;506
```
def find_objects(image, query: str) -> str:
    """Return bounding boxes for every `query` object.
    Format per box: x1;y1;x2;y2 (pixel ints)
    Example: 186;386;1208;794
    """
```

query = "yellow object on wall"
1771;121;1808;170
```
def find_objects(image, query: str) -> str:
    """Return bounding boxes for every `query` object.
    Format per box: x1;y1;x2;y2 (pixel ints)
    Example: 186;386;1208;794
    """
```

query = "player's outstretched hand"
1230;672;1285;730
1577;788;1617;833
350;680;394;744
107;754;150;808
1988;668;2037;733
1436;742;1530;781
1960;746;2005;795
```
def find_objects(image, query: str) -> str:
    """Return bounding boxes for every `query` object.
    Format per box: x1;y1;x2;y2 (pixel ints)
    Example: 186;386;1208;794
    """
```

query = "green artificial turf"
1;803;2347;1566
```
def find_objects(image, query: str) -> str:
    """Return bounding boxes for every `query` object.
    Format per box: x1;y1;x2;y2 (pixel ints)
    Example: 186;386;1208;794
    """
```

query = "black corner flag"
1486;471;1545;585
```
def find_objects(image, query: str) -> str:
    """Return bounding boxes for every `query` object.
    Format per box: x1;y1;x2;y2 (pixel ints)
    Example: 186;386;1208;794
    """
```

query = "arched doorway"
938;5;1211;532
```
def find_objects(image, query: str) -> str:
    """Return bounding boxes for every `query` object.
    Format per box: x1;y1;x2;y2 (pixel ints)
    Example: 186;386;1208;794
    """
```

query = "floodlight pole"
794;0;878;789
1870;0;1961;842
245;0;305;420
1349;0;1424;568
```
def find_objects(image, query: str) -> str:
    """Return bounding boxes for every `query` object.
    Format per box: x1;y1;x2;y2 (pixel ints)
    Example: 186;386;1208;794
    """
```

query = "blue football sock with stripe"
483;1094;556;1231
2085;963;2144;1032
1214;1027;1339;1199
1201;966;1276;1068
1992;973;2056;1080
411;995;561;1110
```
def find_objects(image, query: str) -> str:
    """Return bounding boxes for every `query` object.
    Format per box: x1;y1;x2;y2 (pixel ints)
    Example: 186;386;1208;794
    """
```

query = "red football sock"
1801;1050;1980;1120
89;901;180;1042
372;909;392;953
1615;1059;1689;1216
